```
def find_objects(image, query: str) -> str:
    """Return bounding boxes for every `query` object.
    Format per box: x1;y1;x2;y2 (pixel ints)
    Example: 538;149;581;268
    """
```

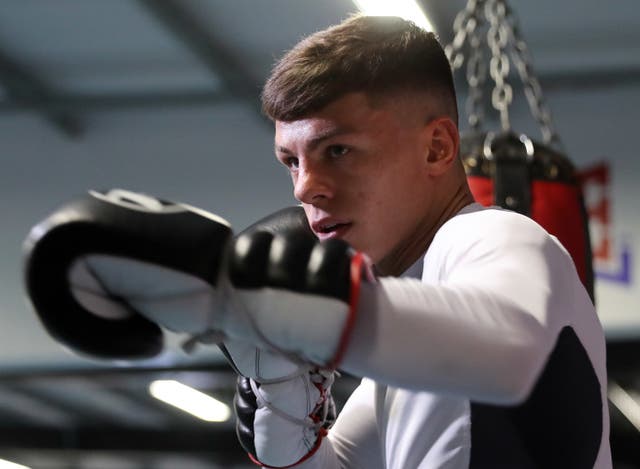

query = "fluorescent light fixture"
353;0;434;31
609;381;640;431
0;459;30;469
149;380;231;422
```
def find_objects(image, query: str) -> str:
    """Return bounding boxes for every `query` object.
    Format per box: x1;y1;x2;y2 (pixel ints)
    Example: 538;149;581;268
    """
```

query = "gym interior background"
0;1;639;467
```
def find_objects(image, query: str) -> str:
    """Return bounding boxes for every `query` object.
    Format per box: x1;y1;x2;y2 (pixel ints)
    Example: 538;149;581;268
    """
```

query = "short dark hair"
261;14;458;123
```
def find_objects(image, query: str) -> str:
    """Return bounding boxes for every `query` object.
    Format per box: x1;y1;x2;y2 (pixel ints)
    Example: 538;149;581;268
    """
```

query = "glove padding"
25;189;373;376
234;369;337;468
24;189;231;359
225;227;373;369
201;206;321;382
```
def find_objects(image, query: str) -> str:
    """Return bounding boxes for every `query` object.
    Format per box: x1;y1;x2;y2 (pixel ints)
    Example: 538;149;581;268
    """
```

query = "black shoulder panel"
470;326;602;468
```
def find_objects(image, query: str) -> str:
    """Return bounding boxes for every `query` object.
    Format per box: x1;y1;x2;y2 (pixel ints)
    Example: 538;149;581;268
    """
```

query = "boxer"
25;15;612;469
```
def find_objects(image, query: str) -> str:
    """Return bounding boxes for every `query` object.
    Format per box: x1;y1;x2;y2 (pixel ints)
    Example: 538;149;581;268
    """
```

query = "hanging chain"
486;0;512;132
445;0;563;148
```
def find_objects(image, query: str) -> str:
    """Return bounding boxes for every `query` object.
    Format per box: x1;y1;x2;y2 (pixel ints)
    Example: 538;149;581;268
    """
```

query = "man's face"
274;92;436;263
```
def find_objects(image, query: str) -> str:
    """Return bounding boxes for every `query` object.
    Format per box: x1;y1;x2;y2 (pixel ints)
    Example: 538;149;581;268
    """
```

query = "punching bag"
460;131;594;300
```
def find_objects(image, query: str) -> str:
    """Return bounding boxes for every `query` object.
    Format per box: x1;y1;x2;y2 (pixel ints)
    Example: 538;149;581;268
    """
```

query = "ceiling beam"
540;65;640;91
0;48;84;138
0;65;636;116
137;0;264;120
0;426;244;455
606;339;640;377
0;90;235;113
454;64;640;94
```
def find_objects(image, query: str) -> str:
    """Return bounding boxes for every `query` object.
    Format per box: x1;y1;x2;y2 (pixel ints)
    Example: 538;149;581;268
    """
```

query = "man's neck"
376;184;475;277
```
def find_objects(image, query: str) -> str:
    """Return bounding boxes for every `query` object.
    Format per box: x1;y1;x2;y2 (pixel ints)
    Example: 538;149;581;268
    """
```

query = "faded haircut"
261;14;458;124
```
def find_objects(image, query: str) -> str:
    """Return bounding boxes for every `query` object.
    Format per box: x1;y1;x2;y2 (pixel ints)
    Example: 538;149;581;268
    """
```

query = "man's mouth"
312;220;352;240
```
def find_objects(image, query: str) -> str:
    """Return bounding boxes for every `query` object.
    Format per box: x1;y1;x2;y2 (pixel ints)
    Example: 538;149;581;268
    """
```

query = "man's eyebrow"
275;127;355;155
275;145;292;155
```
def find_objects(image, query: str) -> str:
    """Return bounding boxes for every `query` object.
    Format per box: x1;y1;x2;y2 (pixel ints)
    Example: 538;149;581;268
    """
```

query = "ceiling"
2;0;639;136
0;0;639;467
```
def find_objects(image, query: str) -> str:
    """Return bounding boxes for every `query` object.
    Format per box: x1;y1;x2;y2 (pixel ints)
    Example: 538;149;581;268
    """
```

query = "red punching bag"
460;132;594;300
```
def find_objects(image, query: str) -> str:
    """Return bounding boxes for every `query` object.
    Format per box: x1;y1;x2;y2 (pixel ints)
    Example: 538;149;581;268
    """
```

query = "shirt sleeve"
341;212;591;404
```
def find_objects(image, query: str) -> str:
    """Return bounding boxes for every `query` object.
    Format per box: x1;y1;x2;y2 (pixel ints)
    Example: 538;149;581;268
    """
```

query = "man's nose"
293;164;333;204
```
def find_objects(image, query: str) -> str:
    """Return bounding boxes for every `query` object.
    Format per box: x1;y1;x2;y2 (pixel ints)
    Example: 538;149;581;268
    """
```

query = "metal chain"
446;0;559;146
485;0;512;132
465;8;487;132
445;0;482;72
502;4;563;148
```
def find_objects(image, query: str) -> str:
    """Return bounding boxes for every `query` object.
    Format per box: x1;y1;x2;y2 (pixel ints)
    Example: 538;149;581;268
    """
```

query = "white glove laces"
250;369;336;435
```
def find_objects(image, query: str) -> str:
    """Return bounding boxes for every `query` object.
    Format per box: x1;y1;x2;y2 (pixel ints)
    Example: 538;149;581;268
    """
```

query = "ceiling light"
149;380;231;422
609;381;640;431
0;459;30;469
353;0;434;32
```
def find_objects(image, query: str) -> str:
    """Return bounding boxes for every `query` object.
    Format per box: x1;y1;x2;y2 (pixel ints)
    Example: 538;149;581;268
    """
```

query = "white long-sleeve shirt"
296;203;611;468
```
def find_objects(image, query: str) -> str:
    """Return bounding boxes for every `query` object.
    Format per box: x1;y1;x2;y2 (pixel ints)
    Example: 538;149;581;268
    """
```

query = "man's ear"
425;117;459;176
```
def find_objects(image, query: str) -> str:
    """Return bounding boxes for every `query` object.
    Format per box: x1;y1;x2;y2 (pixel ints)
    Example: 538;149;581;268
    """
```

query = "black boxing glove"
24;189;231;359
25;189;370;468
225;223;374;370
216;209;344;467
25;189;373;374
214;206;319;382
24;189;308;381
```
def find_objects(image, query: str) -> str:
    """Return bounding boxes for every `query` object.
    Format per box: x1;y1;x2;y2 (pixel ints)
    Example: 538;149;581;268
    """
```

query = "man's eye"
283;157;299;169
328;145;349;158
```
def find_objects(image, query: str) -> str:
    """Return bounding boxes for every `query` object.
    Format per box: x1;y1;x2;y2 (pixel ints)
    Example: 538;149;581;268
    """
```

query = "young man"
24;13;611;469
235;14;611;468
